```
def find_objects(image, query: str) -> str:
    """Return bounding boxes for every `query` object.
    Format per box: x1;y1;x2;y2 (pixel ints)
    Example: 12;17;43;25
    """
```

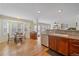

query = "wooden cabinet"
48;35;69;55
48;35;56;50
69;39;79;56
48;35;79;56
30;32;37;39
57;37;69;55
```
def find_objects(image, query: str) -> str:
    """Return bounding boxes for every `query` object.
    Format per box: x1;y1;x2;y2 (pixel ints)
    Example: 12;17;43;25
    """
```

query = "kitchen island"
48;30;79;56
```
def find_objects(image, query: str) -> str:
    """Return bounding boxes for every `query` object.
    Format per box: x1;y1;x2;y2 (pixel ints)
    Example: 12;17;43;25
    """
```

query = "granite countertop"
49;33;79;40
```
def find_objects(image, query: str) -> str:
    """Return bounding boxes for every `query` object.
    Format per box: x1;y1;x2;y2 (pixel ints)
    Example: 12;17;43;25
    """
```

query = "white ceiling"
0;3;79;25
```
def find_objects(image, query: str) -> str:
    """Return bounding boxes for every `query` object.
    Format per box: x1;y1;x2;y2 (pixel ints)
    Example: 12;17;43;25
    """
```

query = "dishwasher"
41;32;48;47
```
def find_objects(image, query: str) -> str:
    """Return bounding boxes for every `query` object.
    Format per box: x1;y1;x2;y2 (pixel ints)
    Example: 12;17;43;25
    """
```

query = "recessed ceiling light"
37;10;40;14
58;9;63;13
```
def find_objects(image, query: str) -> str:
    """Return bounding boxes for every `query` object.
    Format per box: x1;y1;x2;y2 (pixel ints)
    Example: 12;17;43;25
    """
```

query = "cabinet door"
57;37;69;55
69;39;79;56
48;35;56;50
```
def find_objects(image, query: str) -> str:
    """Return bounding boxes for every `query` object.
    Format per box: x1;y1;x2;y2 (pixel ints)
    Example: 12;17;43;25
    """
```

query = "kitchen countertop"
49;33;79;40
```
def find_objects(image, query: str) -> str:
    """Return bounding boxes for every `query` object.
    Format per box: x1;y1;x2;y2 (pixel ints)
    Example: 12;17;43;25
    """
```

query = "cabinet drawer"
70;45;79;52
70;48;79;56
70;52;79;56
70;39;79;44
70;40;79;56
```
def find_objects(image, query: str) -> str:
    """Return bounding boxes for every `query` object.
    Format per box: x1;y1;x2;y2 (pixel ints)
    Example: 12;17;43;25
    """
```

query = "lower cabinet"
57;37;69;55
49;35;56;50
48;35;79;56
48;35;69;55
69;39;79;56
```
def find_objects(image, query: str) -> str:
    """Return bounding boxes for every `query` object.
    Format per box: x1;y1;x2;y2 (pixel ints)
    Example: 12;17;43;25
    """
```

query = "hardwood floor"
0;38;62;56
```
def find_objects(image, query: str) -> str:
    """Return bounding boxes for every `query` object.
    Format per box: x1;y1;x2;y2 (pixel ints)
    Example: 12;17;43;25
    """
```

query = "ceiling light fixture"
37;10;40;14
58;9;63;13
